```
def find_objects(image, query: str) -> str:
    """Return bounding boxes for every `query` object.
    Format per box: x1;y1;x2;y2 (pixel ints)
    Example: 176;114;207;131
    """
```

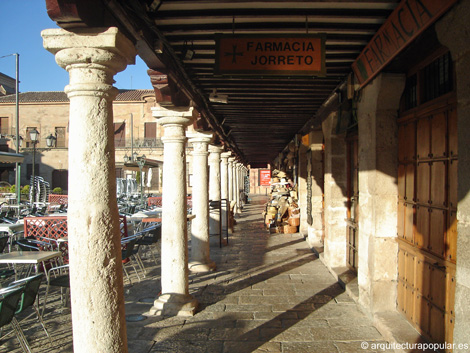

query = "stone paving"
2;195;393;353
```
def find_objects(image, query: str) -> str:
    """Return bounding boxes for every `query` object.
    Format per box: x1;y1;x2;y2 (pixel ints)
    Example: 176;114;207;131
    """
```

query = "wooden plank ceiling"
107;0;399;167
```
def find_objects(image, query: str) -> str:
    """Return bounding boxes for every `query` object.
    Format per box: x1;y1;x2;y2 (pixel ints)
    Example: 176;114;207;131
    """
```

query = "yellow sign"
215;34;326;76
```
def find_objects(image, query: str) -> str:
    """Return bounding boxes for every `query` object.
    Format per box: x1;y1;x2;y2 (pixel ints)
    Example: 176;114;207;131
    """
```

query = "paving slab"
2;195;395;353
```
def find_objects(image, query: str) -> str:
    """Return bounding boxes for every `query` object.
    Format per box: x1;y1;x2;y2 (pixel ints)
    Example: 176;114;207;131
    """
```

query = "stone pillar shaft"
220;152;230;232
305;131;325;247
42;27;136;353
228;157;235;203
188;132;215;272
234;163;241;214
150;106;198;316
357;73;404;313
322;112;348;268
209;145;223;236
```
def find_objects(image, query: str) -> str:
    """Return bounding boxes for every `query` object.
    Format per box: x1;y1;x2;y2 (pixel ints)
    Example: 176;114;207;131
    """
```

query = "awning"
0;151;24;164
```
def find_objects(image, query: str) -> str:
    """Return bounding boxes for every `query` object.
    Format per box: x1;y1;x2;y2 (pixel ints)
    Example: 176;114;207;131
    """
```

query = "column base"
189;260;216;273
149;293;198;317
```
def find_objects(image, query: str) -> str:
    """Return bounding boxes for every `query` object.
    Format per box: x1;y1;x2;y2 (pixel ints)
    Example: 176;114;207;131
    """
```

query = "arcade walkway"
4;195;392;353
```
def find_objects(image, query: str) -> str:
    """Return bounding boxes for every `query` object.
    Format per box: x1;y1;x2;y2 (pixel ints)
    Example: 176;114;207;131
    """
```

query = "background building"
0;88;199;194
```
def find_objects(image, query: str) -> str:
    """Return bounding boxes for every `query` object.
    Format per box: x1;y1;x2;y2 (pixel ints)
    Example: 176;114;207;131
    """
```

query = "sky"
0;0;152;92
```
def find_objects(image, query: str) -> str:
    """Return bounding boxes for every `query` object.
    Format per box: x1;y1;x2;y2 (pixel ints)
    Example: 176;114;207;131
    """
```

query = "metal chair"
0;235;15;281
8;274;52;344
136;224;161;264
121;236;145;284
13;237;60;278
0;286;31;353
42;264;70;316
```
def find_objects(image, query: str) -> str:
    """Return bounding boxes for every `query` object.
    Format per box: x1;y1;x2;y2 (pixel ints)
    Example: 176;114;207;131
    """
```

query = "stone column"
322;112;348;268
298;142;309;237
234;162;242;215
240;166;246;205
208;145;223;237
149;104;198;316
228;157;235;204
42;27;135;353
357;73;405;313
220;152;230;234
188;132;216;272
436;3;470;350
306;131;325;248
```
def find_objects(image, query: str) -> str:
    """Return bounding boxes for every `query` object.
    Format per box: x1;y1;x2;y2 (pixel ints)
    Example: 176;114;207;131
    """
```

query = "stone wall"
356;73;405;313
321;112;347;268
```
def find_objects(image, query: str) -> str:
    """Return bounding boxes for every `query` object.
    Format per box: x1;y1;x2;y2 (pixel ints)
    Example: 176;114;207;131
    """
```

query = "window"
114;123;126;147
0;117;8;136
401;51;454;113
402;74;418;111
421;51;453;104
52;170;68;191
55;127;66;147
143;122;157;147
144;122;156;139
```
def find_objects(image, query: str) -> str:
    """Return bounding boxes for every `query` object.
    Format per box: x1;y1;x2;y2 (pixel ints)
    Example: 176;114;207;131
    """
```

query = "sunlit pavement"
2;195;392;353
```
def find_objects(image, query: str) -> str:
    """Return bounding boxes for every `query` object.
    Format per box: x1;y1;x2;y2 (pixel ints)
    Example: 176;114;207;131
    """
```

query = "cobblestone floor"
1;195;392;353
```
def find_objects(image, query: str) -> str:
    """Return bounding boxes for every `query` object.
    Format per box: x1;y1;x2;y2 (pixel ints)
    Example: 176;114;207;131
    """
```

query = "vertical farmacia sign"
215;34;326;76
352;0;458;88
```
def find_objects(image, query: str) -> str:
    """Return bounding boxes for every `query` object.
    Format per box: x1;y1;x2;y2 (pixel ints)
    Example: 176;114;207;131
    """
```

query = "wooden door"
397;51;456;350
397;104;457;350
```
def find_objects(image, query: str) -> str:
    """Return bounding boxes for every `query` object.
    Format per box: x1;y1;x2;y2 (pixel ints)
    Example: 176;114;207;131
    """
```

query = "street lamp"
13;135;23;148
136;154;146;207
29;128;39;204
46;133;56;148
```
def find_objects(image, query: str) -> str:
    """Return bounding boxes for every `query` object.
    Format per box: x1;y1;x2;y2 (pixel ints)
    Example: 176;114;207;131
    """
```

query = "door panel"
448;159;458;209
398;164;405;200
431;112;446;158
429;209;446;257
429;305;446;344
448;108;457;157
405;164;415;201
405;122;416;161
415;206;429;248
416;163;430;204
446;211;457;262
404;204;414;243
417;118;430;159
430;161;446;207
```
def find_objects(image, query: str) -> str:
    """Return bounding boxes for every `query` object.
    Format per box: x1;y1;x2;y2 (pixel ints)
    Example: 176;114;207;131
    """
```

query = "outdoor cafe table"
0;222;24;236
0;222;25;251
0;250;62;280
141;214;195;223
127;209;162;222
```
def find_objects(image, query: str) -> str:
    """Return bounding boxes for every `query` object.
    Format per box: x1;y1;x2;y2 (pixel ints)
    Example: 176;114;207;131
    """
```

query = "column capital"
42;27;136;100
42;27;136;66
152;105;194;126
209;145;224;154
187;131;213;144
188;132;213;156
221;152;231;160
